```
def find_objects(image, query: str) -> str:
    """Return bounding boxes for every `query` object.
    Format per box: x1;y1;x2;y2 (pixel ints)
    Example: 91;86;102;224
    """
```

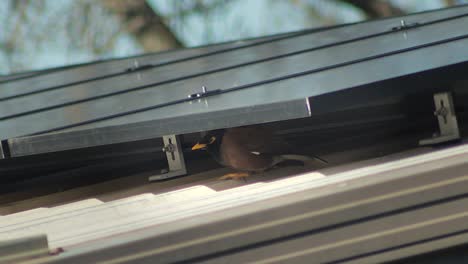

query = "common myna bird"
192;126;327;180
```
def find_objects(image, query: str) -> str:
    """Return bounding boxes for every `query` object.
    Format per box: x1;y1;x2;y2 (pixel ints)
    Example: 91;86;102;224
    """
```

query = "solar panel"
1;5;468;157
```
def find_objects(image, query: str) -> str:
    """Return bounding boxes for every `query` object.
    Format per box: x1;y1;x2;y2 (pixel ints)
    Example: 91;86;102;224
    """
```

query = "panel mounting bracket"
419;92;460;145
0;143;4;159
149;135;187;181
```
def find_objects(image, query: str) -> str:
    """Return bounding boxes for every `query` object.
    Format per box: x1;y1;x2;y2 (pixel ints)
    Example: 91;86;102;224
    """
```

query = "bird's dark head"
192;130;224;151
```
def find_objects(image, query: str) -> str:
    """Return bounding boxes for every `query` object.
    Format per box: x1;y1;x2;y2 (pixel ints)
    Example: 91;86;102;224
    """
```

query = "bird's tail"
279;154;328;165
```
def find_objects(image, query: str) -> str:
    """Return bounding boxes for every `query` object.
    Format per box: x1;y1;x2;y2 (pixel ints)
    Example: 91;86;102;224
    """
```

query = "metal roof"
3;141;468;263
1;5;468;157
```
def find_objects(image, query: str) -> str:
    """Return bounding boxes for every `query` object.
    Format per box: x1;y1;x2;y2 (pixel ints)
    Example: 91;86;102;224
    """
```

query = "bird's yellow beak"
192;143;207;151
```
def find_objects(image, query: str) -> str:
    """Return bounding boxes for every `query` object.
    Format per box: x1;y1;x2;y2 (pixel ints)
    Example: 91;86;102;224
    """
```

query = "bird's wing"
226;126;293;155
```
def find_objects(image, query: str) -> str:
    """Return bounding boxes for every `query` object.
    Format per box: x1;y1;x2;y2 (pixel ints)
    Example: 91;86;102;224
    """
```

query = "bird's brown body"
192;125;327;180
219;127;280;172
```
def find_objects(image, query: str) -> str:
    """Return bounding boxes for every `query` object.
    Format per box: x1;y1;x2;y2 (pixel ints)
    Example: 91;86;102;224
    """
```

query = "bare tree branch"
340;0;405;18
102;0;182;51
444;0;457;6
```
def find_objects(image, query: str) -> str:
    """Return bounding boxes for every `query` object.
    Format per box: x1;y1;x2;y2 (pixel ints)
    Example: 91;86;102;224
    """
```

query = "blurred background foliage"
0;0;467;74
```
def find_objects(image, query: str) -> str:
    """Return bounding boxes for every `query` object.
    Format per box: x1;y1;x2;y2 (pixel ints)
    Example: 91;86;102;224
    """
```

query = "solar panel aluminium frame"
1;5;468;157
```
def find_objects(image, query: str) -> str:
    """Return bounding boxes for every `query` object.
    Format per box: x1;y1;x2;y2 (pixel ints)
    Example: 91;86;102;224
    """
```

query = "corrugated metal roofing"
3;141;468;263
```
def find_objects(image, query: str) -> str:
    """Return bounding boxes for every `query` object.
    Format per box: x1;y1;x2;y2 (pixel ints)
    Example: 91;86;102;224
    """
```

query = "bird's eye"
209;136;216;144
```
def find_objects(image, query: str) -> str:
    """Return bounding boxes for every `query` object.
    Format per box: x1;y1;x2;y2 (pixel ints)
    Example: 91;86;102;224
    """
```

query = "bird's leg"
219;172;251;181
